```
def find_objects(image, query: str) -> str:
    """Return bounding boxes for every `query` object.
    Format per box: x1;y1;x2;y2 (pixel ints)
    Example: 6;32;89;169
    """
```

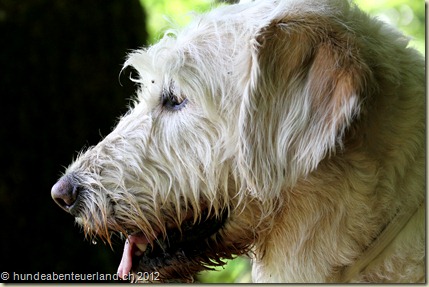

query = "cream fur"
57;0;424;282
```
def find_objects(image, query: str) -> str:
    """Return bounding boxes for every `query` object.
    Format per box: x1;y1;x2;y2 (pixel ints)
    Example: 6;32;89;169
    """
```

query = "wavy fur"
56;0;424;282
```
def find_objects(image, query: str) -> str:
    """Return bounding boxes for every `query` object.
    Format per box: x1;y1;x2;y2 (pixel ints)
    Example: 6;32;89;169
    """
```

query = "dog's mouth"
117;209;231;283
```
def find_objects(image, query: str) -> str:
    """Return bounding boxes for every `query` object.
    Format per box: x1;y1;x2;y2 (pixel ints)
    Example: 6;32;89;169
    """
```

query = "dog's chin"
121;210;248;283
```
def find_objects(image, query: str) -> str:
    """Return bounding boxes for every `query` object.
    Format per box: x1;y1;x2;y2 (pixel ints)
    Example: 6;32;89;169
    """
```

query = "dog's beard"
68;176;254;282
79;205;253;283
124;210;237;283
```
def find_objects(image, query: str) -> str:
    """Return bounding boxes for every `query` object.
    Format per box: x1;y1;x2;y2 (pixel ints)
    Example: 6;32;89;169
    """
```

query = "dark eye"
161;87;188;111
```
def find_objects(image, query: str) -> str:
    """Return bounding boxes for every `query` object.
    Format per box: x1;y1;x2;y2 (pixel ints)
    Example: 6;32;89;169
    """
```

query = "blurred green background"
138;0;424;283
141;0;425;52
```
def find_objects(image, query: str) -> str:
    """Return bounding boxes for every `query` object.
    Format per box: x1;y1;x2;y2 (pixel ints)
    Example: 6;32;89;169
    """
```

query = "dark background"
0;0;147;282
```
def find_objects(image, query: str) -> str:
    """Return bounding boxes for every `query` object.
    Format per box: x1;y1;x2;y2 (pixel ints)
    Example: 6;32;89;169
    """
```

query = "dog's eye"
161;88;188;111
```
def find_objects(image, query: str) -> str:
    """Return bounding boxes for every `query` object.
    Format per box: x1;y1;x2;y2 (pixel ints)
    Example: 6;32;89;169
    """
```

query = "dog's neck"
250;143;424;282
339;200;424;282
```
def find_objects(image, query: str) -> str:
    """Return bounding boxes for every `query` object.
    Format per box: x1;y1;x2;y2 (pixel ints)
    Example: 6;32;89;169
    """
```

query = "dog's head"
52;0;375;282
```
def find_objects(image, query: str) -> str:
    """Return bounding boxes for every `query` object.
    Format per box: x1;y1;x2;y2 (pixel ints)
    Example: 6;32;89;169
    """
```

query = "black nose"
51;176;79;212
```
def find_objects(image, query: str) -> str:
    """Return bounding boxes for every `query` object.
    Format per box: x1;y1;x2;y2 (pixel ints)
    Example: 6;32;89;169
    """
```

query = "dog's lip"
117;209;228;282
117;209;198;279
117;231;155;279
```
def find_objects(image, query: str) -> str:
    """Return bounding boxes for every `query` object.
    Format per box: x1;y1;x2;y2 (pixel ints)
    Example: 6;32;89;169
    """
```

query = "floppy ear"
238;18;371;200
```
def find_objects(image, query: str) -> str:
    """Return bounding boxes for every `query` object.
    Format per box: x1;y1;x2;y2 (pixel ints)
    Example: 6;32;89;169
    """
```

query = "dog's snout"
51;177;79;212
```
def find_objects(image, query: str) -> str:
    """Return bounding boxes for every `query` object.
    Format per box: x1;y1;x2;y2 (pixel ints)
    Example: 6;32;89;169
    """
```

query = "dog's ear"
238;18;371;200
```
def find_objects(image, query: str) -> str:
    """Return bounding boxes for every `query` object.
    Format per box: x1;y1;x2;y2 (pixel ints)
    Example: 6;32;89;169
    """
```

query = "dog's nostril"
51;177;79;212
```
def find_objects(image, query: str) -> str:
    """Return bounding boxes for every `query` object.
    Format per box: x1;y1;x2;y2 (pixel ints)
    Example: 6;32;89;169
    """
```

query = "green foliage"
354;0;425;53
197;257;252;283
140;0;424;54
140;0;213;44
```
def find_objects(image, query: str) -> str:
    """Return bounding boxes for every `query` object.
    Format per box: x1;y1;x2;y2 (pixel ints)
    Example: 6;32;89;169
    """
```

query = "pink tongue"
117;233;150;279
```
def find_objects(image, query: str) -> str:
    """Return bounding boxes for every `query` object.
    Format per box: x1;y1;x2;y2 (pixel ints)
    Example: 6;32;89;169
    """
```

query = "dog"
51;0;425;282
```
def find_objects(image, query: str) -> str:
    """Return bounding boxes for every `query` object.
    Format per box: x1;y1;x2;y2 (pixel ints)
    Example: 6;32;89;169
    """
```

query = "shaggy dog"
51;0;425;283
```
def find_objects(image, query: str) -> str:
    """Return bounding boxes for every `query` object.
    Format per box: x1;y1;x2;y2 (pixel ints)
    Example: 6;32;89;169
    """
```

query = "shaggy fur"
51;0;425;283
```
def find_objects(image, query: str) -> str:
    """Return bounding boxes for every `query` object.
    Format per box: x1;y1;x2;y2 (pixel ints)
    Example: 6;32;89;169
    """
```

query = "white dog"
51;0;425;282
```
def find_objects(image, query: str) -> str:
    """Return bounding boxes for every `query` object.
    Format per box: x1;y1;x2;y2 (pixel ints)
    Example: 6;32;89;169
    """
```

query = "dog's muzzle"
51;176;79;213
